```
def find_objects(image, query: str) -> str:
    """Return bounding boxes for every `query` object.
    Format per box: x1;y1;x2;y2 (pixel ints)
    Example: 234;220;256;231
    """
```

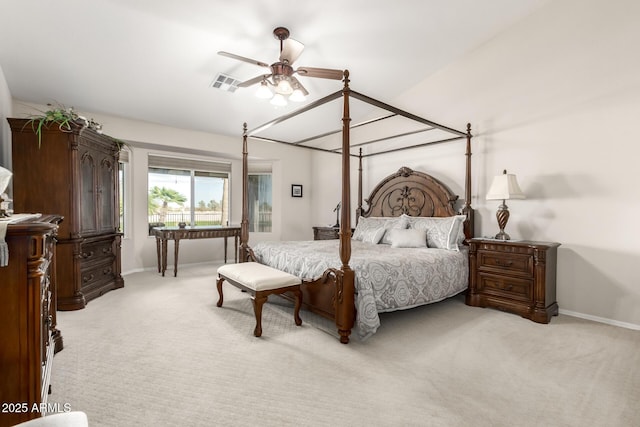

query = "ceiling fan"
218;27;343;105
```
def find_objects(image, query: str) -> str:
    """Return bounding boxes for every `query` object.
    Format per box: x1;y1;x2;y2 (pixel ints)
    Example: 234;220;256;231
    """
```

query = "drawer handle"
82;251;95;259
495;260;513;267
505;284;514;291
83;274;95;283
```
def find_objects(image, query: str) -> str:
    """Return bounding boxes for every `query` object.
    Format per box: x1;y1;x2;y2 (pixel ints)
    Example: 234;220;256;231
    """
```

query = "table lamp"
486;169;525;240
0;166;12;217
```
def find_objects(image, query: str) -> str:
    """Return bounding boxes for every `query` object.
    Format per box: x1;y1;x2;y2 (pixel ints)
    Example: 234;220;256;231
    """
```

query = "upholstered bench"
216;262;302;337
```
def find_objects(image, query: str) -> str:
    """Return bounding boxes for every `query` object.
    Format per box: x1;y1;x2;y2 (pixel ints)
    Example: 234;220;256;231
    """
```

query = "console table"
153;225;241;277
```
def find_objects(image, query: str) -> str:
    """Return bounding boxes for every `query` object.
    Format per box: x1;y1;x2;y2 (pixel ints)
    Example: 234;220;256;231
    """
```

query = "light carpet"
48;263;640;427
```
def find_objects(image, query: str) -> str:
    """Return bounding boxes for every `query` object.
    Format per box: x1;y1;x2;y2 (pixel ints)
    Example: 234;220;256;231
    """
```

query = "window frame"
147;154;231;233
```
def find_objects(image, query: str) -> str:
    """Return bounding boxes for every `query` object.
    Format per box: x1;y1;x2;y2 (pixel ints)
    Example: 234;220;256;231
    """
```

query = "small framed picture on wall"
291;184;303;198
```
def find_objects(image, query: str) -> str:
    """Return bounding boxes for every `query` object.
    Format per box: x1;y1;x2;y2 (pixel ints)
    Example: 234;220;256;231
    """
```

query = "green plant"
26;104;81;147
24;103;127;150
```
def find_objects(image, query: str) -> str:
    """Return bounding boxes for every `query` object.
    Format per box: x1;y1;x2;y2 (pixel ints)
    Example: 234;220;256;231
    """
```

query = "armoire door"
80;149;98;234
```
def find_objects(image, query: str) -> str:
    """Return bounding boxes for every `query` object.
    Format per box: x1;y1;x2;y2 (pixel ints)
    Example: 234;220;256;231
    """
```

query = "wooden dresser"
9;118;124;310
0;215;63;426
466;238;560;323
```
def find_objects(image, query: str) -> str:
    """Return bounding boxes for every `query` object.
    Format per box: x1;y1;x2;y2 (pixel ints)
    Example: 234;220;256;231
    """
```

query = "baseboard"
559;309;640;331
122;268;146;276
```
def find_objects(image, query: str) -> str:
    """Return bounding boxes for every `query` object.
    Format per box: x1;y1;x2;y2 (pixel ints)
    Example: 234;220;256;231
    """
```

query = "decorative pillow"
386;228;428;248
359;226;386;244
407;215;466;250
352;216;408;243
352;217;378;241
379;215;410;244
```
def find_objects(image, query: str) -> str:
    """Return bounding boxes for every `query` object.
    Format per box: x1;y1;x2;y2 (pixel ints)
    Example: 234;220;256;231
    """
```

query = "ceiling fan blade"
279;38;305;64
218;51;270;68
238;74;272;88
290;76;309;96
296;67;344;80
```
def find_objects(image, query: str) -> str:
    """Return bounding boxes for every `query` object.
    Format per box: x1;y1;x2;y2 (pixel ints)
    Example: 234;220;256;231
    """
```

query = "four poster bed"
239;71;473;343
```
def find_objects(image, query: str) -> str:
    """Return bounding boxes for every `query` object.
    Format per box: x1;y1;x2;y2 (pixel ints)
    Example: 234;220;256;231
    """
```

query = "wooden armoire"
8;118;124;310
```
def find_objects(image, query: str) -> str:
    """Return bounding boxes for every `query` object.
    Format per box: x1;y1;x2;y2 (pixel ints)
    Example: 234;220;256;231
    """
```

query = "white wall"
10;102;313;274
312;0;640;328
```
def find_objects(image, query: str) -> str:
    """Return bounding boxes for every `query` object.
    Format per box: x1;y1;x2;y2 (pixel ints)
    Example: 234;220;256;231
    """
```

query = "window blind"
148;154;231;175
248;161;272;174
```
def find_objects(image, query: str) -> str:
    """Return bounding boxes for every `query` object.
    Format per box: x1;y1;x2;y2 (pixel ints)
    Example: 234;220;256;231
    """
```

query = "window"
248;171;272;233
118;148;130;236
148;155;230;234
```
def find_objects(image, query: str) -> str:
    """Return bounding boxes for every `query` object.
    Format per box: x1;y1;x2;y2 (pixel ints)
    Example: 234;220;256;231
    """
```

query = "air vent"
211;73;241;92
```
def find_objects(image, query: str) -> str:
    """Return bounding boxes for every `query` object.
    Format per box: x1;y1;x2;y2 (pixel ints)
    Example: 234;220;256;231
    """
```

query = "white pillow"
352;216;408;243
407;215;466;250
386;228;428;248
360;226;386;244
379;215;410;244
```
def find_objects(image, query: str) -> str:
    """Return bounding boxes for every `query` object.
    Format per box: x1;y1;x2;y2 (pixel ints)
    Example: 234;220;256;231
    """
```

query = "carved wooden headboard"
359;166;474;239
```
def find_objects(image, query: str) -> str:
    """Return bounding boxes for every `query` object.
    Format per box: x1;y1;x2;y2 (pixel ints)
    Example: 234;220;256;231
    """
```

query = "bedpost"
356;148;363;222
240;123;249;262
336;70;355;344
461;123;474;239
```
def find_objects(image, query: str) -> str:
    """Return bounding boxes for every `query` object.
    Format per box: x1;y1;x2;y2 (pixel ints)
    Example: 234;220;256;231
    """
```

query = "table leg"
174;239;180;277
224;236;228;264
161;238;168;277
155;236;161;273
234;234;238;263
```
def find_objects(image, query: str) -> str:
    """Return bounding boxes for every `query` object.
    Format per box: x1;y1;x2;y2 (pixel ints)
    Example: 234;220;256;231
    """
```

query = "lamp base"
494;230;511;240
494;202;511;240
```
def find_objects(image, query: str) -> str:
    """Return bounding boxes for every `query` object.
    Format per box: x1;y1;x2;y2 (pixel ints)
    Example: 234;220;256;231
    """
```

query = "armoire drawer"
79;239;115;264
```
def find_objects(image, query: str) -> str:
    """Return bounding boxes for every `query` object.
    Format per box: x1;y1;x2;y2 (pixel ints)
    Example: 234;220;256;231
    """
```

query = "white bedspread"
251;240;468;339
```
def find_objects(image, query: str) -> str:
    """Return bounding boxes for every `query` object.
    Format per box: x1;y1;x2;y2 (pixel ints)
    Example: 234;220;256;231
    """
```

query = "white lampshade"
0;166;11;193
276;78;293;95
486;170;525;201
255;81;273;99
289;88;306;102
270;93;287;107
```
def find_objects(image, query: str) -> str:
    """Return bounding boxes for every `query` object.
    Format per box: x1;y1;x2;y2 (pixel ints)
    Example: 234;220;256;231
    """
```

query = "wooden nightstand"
313;226;340;240
466;238;561;323
312;226;353;240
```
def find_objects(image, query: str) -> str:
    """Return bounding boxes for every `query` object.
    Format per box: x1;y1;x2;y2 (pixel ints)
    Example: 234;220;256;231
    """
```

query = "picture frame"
291;184;303;198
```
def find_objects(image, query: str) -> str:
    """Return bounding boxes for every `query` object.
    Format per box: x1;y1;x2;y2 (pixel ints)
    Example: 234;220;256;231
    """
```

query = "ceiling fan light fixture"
275;78;293;95
270;93;288;107
255;81;273;99
289;88;306;102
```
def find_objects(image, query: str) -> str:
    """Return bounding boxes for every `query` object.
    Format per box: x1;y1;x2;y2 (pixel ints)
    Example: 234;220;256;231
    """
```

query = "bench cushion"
217;262;301;291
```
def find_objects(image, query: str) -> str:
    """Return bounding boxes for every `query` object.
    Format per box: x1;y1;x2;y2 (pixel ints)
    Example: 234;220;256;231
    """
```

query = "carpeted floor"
48;263;640;427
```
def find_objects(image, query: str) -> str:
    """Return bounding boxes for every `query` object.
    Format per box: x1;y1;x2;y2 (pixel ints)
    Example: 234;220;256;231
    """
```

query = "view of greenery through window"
148;167;229;230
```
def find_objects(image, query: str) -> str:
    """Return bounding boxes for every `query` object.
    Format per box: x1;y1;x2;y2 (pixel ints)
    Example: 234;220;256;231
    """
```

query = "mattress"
251;239;468;339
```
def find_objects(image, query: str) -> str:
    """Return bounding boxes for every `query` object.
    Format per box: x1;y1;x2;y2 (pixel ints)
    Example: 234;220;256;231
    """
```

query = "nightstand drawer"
477;250;533;277
477;272;532;302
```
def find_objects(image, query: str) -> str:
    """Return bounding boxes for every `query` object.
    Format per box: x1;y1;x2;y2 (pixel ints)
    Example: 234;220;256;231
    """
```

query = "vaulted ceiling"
0;0;549;138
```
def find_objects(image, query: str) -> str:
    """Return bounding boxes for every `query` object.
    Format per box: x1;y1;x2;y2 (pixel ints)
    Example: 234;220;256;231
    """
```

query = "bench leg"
252;294;268;337
293;288;302;326
216;277;224;307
